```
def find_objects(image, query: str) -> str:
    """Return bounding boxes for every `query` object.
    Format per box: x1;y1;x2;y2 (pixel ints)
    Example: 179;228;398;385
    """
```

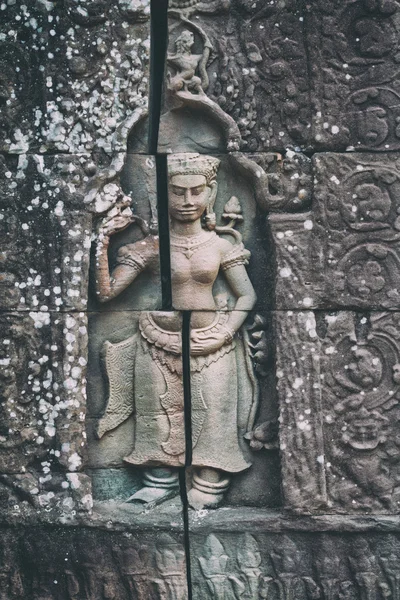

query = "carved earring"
205;205;216;230
204;182;217;230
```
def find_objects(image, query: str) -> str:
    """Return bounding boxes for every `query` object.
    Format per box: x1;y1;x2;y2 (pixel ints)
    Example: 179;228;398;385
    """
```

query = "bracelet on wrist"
222;327;236;344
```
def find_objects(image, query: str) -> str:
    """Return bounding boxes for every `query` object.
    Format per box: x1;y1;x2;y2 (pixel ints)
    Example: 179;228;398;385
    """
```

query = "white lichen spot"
68;453;82;471
279;267;292;278
293;377;303;390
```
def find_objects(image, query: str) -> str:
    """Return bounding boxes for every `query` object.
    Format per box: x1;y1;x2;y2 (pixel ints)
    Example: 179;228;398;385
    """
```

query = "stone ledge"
0;499;184;532
189;507;400;533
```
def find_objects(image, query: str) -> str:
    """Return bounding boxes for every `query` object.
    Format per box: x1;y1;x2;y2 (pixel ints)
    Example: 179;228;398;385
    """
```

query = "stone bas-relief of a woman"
95;153;259;509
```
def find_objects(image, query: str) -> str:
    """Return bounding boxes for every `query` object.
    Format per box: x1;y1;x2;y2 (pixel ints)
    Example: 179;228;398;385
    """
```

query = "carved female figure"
95;153;258;509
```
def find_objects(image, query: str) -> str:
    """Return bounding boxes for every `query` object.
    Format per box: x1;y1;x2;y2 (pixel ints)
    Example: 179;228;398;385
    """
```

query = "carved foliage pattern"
191;531;400;600
321;311;400;512
0;529;187;600
314;153;400;309
276;309;400;513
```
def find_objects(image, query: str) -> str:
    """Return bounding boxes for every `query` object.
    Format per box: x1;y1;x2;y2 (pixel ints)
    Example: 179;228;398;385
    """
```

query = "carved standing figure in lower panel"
95;153;258;509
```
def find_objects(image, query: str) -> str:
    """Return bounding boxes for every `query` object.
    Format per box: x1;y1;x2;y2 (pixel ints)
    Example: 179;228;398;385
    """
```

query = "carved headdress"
168;153;220;185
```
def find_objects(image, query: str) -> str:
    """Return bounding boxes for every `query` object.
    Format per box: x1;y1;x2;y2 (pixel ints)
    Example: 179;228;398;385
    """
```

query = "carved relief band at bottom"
189;512;400;600
2;514;400;600
0;526;187;600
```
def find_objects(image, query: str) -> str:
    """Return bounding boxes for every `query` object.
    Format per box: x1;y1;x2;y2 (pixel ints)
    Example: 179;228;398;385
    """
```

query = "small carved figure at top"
167;29;211;94
166;22;241;149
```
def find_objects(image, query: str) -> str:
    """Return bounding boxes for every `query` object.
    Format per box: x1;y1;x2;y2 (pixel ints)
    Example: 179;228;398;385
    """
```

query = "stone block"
269;210;320;310
189;510;400;600
165;153;280;313
307;0;400;151
0;310;90;513
160;0;310;153
1;207;92;312
87;311;186;474
0;525;187;599
0;153;161;312
187;310;280;510
313;152;400;309
0;0;150;154
166;151;312;312
276;309;400;514
271;152;400;310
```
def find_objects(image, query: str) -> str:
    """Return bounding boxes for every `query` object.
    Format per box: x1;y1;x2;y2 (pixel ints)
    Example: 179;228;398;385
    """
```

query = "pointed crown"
168;153;220;185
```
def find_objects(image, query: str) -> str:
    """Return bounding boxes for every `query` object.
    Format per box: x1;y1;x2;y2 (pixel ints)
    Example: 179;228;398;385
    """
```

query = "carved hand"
190;332;227;356
97;202;135;238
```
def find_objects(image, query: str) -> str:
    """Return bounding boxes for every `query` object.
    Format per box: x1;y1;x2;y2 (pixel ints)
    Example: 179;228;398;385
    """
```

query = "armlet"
115;247;147;272
220;243;251;271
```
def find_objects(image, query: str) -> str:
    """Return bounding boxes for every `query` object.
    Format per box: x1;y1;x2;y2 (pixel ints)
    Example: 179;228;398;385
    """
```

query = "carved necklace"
170;230;216;259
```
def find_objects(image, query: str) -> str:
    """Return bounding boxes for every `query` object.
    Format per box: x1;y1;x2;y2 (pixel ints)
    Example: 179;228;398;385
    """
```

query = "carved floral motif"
277;309;400;513
308;0;400;150
314;153;400;308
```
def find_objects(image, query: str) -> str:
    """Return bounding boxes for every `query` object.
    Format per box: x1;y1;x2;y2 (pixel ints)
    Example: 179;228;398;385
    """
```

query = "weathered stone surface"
276;310;400;514
0;153;160;311
313;152;400;309
269;210;319;310
307;0;400;151
1;207;92;312
0;154;92;311
0;0;150;154
271;152;400;310
189;513;400;600
0;525;187;599
275;309;326;513
160;0;310;153
0;310;90;513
